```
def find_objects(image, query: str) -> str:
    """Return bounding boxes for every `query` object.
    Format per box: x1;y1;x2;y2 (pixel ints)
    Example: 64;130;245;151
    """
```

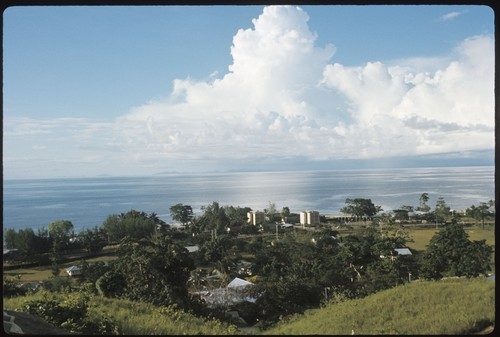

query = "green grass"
4;255;118;283
264;277;495;335
3;292;239;335
406;225;495;251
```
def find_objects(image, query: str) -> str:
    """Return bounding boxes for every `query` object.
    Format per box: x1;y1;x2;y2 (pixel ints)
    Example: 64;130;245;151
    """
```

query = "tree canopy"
340;198;381;217
419;222;493;279
169;204;194;226
101;210;160;242
97;235;194;308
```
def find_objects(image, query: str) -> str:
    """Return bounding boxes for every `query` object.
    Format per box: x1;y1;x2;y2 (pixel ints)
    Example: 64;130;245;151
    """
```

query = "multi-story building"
300;210;320;225
247;211;265;225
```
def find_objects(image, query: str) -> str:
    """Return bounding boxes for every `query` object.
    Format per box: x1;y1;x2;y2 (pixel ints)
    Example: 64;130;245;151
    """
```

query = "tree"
434;197;450;223
200;202;229;239
419;222;493;279
4;228;17;249
4;228;39;262
101;210;157;243
80;226;107;256
224;205;252;227
48;220;74;277
99;236;194;308
466;201;494;229
48;220;74;250
169;204;194;226
417;193;430;212
340;198;381;218
280;207;291;220
264;201;278;222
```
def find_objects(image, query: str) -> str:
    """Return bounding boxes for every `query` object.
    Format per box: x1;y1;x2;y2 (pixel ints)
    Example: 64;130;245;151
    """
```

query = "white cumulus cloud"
439;11;465;21
117;6;493;168
4;5;494;178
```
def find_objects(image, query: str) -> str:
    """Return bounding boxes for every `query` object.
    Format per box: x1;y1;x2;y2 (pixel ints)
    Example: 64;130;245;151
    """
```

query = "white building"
65;265;82;277
300;211;320;225
247;211;265;225
195;277;257;307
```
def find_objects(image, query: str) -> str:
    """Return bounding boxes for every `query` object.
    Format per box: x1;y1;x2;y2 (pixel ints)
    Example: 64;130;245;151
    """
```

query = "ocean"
2;166;495;234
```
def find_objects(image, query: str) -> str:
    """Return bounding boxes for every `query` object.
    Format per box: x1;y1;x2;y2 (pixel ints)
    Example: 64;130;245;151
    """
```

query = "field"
3;254;117;283
405;224;495;251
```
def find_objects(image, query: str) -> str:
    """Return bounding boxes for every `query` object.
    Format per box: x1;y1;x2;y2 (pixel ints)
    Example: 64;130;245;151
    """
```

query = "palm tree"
418;193;430;212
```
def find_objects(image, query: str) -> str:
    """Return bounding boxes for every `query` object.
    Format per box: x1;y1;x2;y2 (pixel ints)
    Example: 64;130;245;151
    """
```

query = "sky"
2;5;495;179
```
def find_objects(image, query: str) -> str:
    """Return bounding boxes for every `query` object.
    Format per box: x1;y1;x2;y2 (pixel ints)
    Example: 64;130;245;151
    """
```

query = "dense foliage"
22;291;119;334
3;197;494;334
340;198;382;217
169;203;194;226
96;235;194;308
101;210;163;243
418;221;493;279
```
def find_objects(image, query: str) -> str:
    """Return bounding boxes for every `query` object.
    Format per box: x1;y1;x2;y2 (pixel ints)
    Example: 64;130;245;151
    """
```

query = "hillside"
264;277;495;335
3;293;237;335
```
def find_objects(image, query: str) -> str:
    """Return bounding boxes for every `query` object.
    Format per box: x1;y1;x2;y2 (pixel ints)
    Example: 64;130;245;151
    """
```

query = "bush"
42;276;72;292
22;291;119;334
3;277;27;298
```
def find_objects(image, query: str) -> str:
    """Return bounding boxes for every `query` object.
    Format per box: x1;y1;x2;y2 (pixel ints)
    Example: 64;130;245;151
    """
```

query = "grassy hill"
3;292;238;335
3;277;494;335
264;277;495;335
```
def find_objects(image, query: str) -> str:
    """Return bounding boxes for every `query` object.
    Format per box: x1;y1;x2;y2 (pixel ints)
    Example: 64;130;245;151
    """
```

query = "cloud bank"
120;6;493;164
4;6;494;178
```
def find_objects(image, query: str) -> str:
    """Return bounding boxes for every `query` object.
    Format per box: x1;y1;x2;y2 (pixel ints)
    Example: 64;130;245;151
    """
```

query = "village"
3;197;494;333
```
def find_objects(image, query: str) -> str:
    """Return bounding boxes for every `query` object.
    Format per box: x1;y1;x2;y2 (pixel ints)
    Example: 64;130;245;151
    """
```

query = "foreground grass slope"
265;277;495;335
3;292;237;335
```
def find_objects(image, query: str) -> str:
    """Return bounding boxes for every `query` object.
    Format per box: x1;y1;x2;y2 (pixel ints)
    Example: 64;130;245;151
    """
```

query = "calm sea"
2;166;495;234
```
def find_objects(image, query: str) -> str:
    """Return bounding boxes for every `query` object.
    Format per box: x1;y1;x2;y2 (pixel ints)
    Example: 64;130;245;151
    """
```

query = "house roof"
227;277;253;288
185;245;199;253
65;265;82;272
395;248;412;255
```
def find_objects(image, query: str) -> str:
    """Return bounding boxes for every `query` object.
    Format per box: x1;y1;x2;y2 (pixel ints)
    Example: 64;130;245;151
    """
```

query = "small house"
185;245;199;253
65;265;82;277
380;248;413;261
394;248;412;256
195;277;257;307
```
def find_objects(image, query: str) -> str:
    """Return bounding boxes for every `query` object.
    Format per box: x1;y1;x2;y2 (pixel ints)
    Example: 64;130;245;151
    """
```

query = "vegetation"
3;291;237;335
265;277;495;335
169;203;194;226
419;221;493;279
3;196;495;334
340;198;382;217
96;234;194;308
101;210;164;243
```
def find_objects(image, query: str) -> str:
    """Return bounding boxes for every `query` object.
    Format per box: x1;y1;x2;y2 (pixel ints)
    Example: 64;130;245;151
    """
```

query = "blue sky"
3;5;495;179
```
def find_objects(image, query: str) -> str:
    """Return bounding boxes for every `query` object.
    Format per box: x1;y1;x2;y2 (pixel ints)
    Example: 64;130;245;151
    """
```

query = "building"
185;245;199;253
247;211;265;225
300;210;320;225
380;248;413;261
65;265;82;277
195;277;257;307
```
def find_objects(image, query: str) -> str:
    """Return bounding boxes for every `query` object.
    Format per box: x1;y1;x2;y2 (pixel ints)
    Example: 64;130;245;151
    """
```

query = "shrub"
3;277;27;298
22;291;119;335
